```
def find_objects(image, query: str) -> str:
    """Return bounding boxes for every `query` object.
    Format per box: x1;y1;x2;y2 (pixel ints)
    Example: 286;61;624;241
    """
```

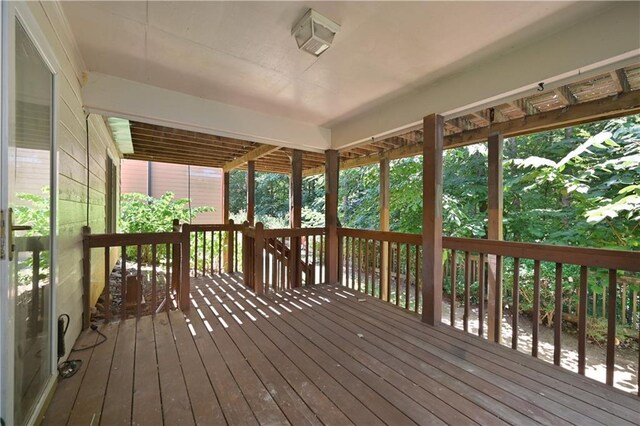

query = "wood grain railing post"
180;224;191;311
325;150;340;285
254;222;265;293
606;269;617;385
422;114;444;326
578;265;588;375
172;219;181;293
82;226;91;329
226;219;235;273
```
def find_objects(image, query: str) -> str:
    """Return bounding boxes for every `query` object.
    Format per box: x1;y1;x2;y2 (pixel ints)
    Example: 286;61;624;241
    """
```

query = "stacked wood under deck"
44;274;640;425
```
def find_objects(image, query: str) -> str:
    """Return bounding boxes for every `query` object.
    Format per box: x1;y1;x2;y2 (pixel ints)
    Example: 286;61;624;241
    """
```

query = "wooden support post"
487;132;504;342
226;219;235;273
325;150;340;285
172;219;181;292
82;226;91;329
422;114;444;325
254;222;265;293
247;160;255;225
290;150;303;286
180;225;191;311
380;158;390;301
223;172;231;272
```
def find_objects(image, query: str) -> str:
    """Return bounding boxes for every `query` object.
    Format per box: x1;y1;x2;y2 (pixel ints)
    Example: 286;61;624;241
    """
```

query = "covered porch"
44;274;640;425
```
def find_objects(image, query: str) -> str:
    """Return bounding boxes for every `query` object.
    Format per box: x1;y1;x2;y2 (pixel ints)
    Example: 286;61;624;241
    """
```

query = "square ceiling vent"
292;9;340;57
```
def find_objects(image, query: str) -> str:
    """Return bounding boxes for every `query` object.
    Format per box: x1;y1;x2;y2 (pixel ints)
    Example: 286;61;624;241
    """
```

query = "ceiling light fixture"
291;9;340;57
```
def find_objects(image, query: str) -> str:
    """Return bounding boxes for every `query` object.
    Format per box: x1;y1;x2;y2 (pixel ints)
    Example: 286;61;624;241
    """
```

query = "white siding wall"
27;2;121;356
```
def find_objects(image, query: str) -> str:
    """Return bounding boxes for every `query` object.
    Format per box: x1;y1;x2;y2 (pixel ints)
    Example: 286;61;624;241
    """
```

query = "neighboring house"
120;159;224;224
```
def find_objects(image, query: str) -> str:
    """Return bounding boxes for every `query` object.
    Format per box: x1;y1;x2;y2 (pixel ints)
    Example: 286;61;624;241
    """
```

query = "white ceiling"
64;1;613;129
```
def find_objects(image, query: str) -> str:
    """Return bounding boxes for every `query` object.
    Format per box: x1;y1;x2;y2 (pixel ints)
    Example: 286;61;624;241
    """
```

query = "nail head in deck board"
100;318;137;425
132;316;163;426
65;323;119;425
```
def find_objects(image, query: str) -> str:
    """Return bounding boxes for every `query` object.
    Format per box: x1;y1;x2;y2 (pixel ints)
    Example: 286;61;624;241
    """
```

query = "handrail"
443;237;640;272
339;227;421;244
182;223;244;232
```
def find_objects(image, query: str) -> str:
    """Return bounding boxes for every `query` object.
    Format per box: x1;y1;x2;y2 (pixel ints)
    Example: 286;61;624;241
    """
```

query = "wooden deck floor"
43;274;640;425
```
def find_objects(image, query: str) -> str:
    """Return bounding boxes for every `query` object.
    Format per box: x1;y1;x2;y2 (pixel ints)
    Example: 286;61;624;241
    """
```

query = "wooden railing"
243;223;326;293
180;220;243;277
338;228;423;313
443;237;640;390
82;227;183;327
337;227;640;394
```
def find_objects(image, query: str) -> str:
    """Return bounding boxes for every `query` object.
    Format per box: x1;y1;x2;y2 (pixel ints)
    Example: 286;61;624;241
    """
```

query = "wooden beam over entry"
223;144;281;172
247;160;255;225
422;114;444;326
325;150;340;285
380;158;390;301
487;132;504;342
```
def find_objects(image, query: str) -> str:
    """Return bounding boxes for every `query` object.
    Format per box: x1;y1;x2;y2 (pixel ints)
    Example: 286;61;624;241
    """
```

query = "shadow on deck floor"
43;273;640;425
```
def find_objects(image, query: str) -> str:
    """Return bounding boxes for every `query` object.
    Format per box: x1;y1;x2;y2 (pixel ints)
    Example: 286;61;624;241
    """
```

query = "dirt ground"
441;301;639;395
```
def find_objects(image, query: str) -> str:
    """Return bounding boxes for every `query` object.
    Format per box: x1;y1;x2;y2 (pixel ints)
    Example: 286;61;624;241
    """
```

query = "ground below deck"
43;274;640;425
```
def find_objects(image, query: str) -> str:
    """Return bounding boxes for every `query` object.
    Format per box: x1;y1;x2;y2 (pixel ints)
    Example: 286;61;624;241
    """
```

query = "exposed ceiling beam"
610;69;631;93
223;144;282;172
304;89;640;176
554;86;577;105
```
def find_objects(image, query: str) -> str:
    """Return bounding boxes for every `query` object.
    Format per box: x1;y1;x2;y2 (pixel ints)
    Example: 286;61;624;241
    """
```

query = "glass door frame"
1;2;59;424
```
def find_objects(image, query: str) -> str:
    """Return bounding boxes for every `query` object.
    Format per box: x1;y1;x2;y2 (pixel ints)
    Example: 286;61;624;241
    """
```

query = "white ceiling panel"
64;1;614;129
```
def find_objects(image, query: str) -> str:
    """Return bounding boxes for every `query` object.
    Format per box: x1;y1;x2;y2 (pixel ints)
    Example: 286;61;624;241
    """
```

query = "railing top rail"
262;227;326;238
338;227;422;245
85;231;183;248
182;223;244;232
444;237;640;272
337;228;639;272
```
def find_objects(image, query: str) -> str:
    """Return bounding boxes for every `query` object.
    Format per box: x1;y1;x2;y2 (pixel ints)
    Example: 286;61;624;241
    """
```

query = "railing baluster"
319;235;324;284
151;244;157;315
405;243;410;311
415;244;420;313
357;238;362;292
104;247;111;322
395;242;400;306
532;259;541;357
351;236;356;289
165;243;171;312
450;250;457;326
493;255;502;343
478;252;485;338
345;236;350;288
281;237;286;290
512;258;520;350
464;251;470;332
194;231;198;277
202;230;207;276
606;269;617;386
364;239;370;294
578;265;588;375
137;245;143;318
554;263;563;366
387;241;393;302
218;231;222;274
121;245;127;319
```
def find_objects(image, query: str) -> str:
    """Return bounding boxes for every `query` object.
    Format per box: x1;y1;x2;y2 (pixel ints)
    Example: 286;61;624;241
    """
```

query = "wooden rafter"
610;69;630;94
222;144;281;172
303;88;640;176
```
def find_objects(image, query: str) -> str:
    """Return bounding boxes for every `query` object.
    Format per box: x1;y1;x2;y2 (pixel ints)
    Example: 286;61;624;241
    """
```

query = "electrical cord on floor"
57;315;108;380
71;324;107;352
